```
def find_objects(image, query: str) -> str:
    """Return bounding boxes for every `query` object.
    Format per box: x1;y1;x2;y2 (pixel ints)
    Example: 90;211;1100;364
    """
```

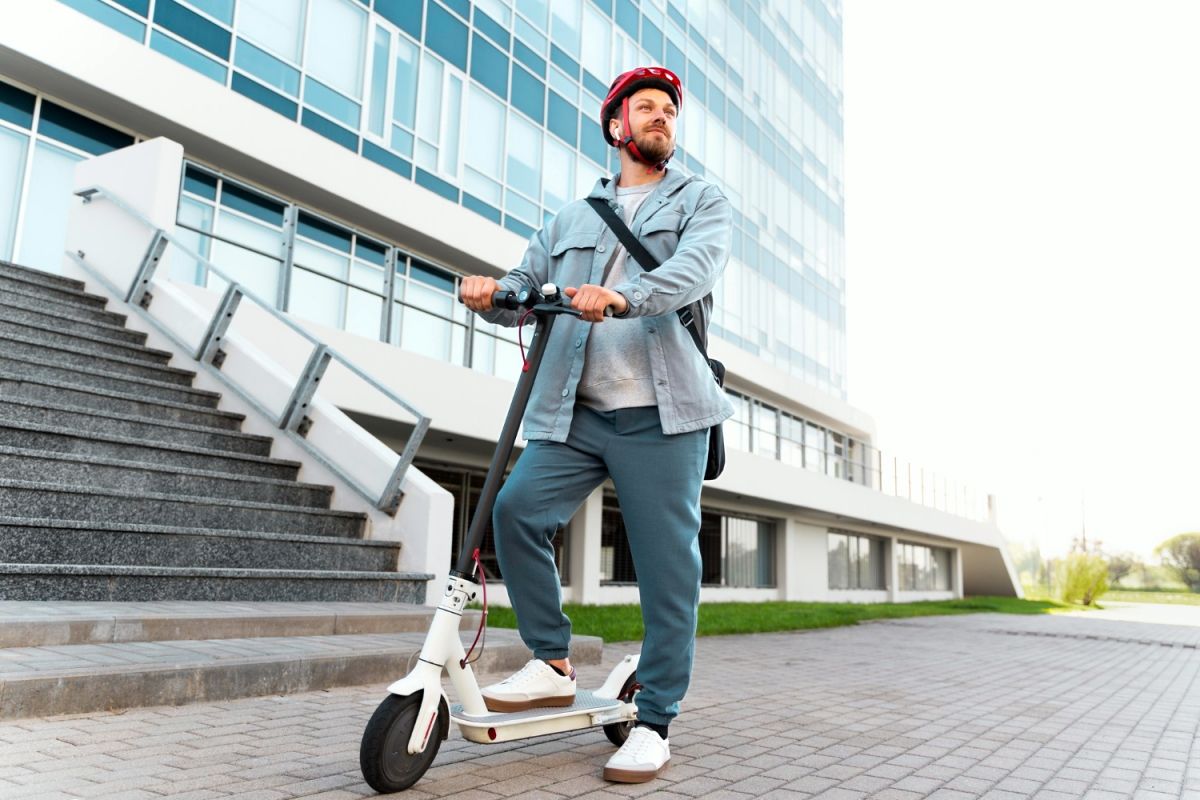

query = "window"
0;126;28;261
366;26;390;137
550;0;581;58
16;141;84;272
827;531;885;590
505;112;541;205
237;0;306;63
603;499;775;588
305;0;367;99
579;3;611;82
542;136;574;213
463;85;504;204
392;34;419;130
897;542;953;591
419;462;568;583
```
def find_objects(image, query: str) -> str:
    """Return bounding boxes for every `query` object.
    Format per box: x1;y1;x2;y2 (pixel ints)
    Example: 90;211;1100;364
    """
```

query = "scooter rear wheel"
360;692;447;793
603;671;640;747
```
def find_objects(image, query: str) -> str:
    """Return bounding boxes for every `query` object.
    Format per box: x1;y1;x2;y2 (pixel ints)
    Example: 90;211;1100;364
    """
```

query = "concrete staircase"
0;259;428;602
0;262;609;720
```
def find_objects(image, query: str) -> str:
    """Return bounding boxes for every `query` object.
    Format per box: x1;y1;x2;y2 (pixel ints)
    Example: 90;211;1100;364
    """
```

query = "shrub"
1155;533;1200;591
1056;553;1110;606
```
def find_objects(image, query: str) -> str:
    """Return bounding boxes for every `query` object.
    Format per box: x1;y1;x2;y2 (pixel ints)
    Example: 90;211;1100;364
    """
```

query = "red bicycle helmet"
600;66;684;170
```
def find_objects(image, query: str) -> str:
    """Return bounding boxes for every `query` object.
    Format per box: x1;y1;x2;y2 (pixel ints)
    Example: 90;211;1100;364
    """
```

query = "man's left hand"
564;285;628;322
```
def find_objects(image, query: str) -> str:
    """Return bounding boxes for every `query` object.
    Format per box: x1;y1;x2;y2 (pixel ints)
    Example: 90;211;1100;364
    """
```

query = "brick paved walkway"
2;606;1199;799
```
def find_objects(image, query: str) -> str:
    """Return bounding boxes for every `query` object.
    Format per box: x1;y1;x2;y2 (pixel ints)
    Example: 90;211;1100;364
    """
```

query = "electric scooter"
359;284;641;794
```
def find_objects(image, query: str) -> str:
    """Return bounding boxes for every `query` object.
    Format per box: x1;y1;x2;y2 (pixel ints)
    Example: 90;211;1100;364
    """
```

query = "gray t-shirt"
575;183;658;412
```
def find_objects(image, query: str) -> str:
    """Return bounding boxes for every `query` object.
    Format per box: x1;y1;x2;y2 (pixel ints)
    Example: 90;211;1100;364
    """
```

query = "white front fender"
594;653;640;700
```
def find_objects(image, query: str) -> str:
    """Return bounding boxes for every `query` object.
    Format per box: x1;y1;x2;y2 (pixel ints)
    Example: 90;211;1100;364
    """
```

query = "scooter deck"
451;690;623;726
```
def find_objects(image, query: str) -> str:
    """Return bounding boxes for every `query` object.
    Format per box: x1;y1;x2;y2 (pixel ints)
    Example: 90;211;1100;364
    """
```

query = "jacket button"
633;291;643;300
561;389;569;397
597;245;606;253
575;338;583;348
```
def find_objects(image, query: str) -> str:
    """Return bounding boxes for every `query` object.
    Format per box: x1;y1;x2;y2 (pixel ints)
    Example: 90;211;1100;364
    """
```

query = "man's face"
610;87;677;163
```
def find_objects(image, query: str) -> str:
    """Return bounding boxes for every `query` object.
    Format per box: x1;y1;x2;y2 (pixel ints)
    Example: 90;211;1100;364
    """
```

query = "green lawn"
1104;589;1200;606
481;597;1070;643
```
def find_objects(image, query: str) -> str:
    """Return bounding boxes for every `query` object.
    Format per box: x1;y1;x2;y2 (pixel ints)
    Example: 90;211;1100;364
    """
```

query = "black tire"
359;692;447;793
603;671;640;747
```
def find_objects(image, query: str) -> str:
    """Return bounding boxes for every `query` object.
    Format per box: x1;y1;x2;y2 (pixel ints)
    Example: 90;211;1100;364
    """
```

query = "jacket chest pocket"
637;211;683;264
550;233;599;285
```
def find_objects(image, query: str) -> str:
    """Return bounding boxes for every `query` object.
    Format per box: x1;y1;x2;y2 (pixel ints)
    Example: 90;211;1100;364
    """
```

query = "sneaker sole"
603;760;669;783
482;694;576;712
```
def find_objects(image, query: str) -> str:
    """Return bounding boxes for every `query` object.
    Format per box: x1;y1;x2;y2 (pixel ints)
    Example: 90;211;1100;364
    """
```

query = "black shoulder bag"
585;197;726;480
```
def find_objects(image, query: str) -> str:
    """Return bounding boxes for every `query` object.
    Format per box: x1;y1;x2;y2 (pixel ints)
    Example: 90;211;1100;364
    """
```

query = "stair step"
0;259;88;291
0;316;174;365
0;270;109;309
0;448;331;507
0;295;146;345
0;601;463;648
0;354;221;407
0;283;128;326
0;518;397;573
0;563;431;603
0;625;604;719
0;481;363;537
0;396;269;455
0;331;193;387
0;421;299;479
0;373;244;430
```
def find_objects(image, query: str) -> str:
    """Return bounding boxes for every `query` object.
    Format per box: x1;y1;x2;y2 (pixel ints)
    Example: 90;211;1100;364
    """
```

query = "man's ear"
610;119;623;141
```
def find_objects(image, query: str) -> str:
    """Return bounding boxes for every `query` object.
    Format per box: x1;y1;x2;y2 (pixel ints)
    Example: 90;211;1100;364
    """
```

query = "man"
460;66;732;783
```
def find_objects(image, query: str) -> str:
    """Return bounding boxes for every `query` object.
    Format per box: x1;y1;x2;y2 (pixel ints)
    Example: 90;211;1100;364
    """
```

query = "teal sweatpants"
492;404;708;726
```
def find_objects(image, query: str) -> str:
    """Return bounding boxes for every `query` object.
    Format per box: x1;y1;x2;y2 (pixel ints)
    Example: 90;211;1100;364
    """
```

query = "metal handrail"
175;220;287;263
723;416;990;522
73;184;431;514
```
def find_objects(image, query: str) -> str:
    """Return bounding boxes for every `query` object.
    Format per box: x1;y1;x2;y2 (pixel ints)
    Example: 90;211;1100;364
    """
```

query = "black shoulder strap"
585;196;709;358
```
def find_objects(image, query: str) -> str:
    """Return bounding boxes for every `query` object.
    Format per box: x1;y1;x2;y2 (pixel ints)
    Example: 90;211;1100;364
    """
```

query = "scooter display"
359;283;641;794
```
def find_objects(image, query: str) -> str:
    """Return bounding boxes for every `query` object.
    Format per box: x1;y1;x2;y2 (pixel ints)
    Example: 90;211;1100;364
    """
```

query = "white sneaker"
603;725;671;783
480;659;576;712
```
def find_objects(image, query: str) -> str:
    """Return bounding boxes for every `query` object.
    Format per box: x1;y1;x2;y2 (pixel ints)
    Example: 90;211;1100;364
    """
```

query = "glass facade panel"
367;26;390;136
289;266;345;329
828;531;884;590
0;126;27;262
392;35;419;129
209;213;282;302
172;195;214;284
505;112;541;202
897;542;953;591
16;141;84;273
235;38;302;96
306;0;367;99
60;0;147;41
236;0;306;63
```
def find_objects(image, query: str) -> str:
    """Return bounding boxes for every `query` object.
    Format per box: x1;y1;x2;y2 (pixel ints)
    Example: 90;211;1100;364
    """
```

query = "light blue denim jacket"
480;168;735;442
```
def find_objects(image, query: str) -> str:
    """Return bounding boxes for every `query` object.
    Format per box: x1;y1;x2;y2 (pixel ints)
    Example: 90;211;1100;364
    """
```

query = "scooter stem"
452;310;560;578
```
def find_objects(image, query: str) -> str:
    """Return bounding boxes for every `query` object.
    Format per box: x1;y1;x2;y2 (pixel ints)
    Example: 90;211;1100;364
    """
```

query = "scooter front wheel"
360;692;447;793
603;670;640;747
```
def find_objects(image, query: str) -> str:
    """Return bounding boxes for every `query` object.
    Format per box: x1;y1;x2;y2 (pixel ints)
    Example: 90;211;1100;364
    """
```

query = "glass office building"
31;0;847;398
0;0;1019;600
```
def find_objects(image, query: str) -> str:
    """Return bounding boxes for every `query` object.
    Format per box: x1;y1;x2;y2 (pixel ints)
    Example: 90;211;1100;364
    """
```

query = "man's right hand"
459;275;502;312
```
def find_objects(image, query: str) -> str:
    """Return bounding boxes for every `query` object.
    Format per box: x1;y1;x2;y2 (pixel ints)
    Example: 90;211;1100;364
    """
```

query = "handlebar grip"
492;290;520;310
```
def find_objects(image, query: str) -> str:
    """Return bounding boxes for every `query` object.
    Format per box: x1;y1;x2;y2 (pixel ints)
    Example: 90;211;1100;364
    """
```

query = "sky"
840;0;1200;560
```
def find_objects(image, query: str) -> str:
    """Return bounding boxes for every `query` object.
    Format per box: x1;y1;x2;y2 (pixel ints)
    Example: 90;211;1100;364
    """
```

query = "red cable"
460;547;488;668
516;308;535;372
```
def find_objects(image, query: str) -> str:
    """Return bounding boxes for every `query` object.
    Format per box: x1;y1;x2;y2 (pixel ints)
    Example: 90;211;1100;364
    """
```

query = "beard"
632;125;674;163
